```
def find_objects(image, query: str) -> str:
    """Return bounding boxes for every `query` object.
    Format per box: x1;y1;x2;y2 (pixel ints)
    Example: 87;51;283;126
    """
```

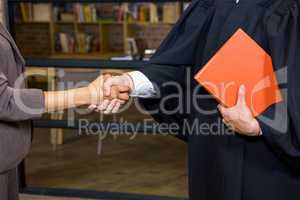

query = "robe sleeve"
138;0;212;142
139;64;189;141
257;1;300;171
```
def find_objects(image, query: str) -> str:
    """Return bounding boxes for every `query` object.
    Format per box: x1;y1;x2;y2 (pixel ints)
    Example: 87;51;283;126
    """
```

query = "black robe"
138;0;300;199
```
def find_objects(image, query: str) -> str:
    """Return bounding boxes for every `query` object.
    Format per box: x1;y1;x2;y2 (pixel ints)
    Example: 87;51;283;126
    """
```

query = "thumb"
103;73;112;81
237;85;246;107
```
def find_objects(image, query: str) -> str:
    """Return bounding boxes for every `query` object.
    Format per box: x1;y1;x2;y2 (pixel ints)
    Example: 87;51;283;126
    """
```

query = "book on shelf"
125;38;138;56
55;3;123;23
19;3;33;22
53;3;75;22
18;3;51;22
58;33;75;53
149;3;159;23
53;3;96;23
77;33;94;53
96;3;124;22
17;2;180;23
60;13;75;22
56;32;100;54
82;4;97;22
126;2;180;23
33;3;51;22
163;3;180;23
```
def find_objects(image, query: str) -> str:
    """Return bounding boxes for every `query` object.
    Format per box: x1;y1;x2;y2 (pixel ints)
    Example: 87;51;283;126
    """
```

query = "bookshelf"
13;1;189;60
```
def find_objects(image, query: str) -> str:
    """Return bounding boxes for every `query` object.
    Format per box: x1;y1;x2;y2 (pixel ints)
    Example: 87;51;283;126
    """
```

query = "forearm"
44;87;92;112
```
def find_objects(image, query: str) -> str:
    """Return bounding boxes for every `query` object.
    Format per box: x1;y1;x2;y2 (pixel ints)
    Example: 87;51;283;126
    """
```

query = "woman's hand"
218;85;261;136
44;74;130;113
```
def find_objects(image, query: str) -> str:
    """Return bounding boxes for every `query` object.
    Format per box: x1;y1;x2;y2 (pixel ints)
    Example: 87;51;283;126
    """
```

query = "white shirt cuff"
127;71;156;98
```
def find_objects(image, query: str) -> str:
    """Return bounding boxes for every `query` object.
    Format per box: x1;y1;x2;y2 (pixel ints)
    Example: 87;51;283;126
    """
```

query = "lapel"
0;24;25;67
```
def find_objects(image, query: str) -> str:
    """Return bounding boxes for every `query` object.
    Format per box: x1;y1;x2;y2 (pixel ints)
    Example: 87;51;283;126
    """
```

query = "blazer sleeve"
0;72;44;122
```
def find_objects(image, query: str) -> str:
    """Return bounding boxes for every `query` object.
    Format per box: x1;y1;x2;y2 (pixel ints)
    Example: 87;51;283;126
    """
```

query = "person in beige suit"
0;23;129;200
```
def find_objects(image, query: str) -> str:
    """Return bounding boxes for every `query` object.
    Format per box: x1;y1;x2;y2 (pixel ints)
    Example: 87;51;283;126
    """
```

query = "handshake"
87;73;134;114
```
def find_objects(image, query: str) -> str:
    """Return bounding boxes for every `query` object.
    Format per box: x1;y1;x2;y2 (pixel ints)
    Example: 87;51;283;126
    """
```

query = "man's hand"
103;74;134;97
218;85;261;136
88;74;130;106
89;74;133;114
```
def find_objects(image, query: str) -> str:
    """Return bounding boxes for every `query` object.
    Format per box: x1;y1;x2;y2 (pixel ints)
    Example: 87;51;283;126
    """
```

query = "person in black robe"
97;0;300;199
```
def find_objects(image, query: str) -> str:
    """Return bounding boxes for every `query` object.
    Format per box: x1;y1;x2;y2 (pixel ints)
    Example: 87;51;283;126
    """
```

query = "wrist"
123;74;134;92
76;87;92;106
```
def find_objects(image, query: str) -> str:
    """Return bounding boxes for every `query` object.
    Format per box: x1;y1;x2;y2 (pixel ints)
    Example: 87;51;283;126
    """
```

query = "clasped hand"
88;73;133;114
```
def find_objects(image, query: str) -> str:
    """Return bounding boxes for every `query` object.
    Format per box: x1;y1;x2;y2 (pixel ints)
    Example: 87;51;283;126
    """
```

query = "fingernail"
97;106;103;111
89;105;96;109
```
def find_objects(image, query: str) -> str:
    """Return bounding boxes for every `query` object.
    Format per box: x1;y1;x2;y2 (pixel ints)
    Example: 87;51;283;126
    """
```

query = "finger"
222;119;231;128
88;105;97;110
97;100;110;111
117;85;130;93
218;104;233;121
218;104;228;117
222;119;234;129
110;86;119;99
103;76;118;96
237;85;246;107
104;99;118;114
112;100;122;114
222;118;229;124
118;92;129;101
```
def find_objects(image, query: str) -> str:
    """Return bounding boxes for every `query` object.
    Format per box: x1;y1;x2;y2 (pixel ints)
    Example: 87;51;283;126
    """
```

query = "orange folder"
194;29;282;117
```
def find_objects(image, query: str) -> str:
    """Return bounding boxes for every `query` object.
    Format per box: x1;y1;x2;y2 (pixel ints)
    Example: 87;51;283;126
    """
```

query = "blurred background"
2;1;190;199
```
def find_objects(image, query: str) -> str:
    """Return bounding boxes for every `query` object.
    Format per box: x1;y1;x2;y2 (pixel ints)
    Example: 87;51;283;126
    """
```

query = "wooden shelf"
54;21;75;24
16;21;50;24
127;21;176;25
15;20;177;28
69;21;99;25
100;21;124;25
49;52;125;59
53;21;124;25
